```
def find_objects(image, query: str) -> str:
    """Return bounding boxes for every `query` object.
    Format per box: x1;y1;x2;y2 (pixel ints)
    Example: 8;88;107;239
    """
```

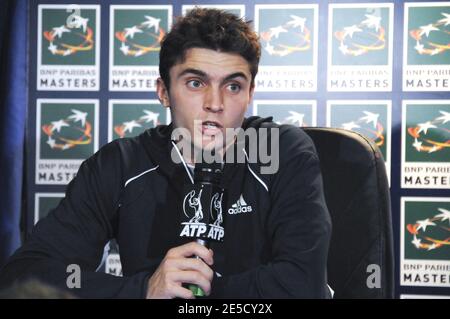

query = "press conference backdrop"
25;0;450;298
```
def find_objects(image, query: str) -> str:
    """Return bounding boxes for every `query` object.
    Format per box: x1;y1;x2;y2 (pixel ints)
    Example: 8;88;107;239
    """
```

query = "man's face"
157;48;254;155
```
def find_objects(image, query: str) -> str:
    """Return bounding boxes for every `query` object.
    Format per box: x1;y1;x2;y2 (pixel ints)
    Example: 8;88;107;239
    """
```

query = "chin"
200;140;222;152
191;138;223;155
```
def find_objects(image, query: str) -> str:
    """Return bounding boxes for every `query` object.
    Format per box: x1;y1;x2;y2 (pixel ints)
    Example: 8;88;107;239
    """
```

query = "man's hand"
146;242;214;299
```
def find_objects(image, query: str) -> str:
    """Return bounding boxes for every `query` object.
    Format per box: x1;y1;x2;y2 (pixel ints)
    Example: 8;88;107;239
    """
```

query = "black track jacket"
0;116;331;298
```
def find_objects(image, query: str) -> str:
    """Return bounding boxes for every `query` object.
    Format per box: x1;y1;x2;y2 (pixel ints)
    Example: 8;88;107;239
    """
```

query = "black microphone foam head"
194;162;222;184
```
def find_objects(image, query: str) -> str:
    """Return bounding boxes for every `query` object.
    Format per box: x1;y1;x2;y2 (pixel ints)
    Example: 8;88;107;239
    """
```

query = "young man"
0;8;331;299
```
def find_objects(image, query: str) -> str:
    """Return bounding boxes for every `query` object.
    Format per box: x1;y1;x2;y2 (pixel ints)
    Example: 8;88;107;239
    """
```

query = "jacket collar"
139;116;273;190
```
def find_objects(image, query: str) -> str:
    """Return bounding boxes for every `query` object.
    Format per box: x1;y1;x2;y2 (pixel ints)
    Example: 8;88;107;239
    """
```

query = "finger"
169;284;195;299
168;242;214;265
170;271;212;296
167;257;214;281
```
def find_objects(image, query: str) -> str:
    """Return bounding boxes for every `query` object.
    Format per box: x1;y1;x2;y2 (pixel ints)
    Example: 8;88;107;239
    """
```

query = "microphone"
179;162;226;297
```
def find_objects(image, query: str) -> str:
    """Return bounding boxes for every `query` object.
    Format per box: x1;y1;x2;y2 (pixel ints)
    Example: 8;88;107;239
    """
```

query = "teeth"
204;122;218;128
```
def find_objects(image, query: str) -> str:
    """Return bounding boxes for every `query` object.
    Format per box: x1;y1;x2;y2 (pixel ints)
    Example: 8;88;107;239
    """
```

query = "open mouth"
201;120;223;136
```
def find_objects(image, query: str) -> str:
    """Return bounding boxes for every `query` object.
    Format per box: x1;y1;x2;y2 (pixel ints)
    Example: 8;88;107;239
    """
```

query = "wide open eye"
227;83;241;93
187;79;204;89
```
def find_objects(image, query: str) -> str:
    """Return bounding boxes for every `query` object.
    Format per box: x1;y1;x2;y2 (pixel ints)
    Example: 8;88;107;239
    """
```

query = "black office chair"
303;127;394;299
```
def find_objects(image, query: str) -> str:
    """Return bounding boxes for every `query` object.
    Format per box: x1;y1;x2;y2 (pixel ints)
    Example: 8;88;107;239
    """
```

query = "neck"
174;138;236;166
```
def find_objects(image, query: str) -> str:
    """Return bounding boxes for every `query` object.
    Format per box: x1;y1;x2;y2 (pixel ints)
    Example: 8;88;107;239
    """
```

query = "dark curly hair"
159;8;261;91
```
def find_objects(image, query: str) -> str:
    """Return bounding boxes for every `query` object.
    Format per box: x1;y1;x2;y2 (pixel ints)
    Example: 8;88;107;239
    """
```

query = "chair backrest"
303;127;394;299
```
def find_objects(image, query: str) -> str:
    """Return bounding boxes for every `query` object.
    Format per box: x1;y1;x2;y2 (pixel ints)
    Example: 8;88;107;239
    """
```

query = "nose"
204;86;224;113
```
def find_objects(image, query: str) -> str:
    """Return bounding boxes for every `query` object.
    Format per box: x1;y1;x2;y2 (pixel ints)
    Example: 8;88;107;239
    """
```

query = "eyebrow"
177;68;249;83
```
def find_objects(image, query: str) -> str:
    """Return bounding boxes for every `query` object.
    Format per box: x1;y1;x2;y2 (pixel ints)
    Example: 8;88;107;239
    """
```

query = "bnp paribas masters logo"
109;5;172;91
42;9;94;62
114;13;166;63
41;108;93;155
327;101;391;183
332;9;389;64
37;5;100;91
407;110;450;157
108;100;170;141
328;4;393;92
403;3;450;91
259;13;312;63
40;104;96;159
402;101;450;189
403;103;450;162
254;4;317;92
401;197;450;287
36;99;99;185
407;6;450;65
253;100;316;127
406;207;450;254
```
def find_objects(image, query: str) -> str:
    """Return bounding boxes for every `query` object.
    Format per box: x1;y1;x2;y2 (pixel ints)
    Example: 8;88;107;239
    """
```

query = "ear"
156;78;170;108
248;82;255;102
